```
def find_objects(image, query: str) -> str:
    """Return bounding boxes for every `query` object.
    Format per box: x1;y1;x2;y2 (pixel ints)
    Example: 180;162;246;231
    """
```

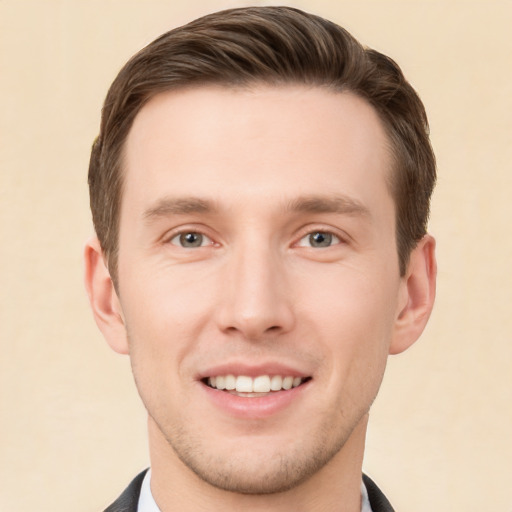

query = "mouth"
202;374;312;397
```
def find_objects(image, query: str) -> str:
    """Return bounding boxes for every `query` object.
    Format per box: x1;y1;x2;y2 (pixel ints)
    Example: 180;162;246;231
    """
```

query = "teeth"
270;375;283;391
282;376;293;390
216;376;226;390
207;374;307;393
225;374;236;390
253;375;271;393
235;376;253;392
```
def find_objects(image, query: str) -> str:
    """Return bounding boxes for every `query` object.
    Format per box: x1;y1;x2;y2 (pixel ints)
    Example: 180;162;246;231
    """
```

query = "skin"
85;85;436;512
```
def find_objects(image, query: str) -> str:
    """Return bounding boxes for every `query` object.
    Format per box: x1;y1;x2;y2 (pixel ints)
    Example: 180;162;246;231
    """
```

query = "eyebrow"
143;197;216;222
142;194;370;222
286;195;371;217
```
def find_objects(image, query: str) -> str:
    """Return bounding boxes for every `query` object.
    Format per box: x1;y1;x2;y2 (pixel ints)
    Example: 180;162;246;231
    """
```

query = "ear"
84;237;129;355
389;234;437;355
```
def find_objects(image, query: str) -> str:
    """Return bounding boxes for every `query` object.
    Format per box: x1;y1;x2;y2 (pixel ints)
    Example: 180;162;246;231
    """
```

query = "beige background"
1;0;511;510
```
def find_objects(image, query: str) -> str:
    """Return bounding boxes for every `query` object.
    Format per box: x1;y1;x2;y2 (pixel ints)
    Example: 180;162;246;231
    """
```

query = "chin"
179;450;327;495
165;422;353;495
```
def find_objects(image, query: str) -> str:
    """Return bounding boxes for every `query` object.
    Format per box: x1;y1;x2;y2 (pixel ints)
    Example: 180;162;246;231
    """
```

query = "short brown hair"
88;6;435;282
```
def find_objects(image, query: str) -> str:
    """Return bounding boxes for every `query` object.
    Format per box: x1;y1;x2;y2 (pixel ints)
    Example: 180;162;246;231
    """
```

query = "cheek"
300;260;399;331
118;267;218;387
298;263;398;378
120;259;217;330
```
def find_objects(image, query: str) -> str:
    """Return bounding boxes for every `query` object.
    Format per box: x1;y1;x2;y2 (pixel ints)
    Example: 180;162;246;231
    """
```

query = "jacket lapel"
103;469;148;512
363;474;395;512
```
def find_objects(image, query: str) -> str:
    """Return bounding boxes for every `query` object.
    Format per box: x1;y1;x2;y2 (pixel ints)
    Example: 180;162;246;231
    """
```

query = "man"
84;6;436;511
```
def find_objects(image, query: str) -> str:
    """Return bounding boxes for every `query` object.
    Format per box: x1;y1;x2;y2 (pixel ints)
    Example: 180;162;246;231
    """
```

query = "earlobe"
389;235;437;355
84;237;129;355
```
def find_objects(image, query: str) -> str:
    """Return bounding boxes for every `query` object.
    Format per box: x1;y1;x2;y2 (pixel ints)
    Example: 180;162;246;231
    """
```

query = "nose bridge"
217;234;294;339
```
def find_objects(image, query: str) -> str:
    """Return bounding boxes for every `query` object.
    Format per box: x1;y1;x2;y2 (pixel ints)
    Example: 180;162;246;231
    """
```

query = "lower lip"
200;380;310;419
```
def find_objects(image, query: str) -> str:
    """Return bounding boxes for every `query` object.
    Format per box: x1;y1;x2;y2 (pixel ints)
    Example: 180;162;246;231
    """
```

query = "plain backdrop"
1;1;511;511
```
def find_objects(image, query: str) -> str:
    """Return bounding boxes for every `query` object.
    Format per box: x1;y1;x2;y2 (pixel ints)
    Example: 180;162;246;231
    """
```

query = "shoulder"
103;469;148;512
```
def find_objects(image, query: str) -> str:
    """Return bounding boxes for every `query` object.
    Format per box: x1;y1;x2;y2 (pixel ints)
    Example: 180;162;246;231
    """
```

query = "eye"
297;231;341;248
169;231;213;248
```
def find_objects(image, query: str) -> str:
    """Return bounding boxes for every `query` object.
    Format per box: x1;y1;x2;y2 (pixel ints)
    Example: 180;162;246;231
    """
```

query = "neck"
148;415;368;512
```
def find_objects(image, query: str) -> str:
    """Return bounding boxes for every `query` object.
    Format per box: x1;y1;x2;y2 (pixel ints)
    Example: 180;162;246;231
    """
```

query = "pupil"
310;232;331;247
181;232;202;247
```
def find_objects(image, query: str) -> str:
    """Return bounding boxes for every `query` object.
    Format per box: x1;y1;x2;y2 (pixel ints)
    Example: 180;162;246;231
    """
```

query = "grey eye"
171;232;210;248
297;231;341;248
309;232;333;247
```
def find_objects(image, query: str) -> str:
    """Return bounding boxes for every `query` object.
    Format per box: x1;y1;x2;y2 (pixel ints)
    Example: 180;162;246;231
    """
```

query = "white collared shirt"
137;469;373;511
137;470;160;512
360;478;373;512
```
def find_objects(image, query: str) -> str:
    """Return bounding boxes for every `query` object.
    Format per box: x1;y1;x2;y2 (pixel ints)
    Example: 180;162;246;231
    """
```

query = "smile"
200;370;312;418
204;374;310;396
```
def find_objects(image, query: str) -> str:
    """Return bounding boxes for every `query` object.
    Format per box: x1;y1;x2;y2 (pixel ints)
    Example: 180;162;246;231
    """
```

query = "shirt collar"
137;469;161;512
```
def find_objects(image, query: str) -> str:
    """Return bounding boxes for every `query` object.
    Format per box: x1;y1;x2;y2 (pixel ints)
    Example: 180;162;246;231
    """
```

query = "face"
96;85;424;494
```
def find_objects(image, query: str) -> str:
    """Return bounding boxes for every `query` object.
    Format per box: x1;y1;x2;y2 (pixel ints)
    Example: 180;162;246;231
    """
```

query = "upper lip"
196;361;312;380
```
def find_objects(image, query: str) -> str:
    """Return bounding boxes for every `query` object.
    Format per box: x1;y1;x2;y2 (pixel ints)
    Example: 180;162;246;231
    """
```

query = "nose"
215;242;295;341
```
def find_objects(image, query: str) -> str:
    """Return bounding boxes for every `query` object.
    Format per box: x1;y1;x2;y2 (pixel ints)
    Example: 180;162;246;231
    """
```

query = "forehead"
122;85;393;217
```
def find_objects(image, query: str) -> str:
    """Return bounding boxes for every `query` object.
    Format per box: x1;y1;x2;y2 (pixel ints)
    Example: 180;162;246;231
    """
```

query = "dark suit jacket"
104;470;395;512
